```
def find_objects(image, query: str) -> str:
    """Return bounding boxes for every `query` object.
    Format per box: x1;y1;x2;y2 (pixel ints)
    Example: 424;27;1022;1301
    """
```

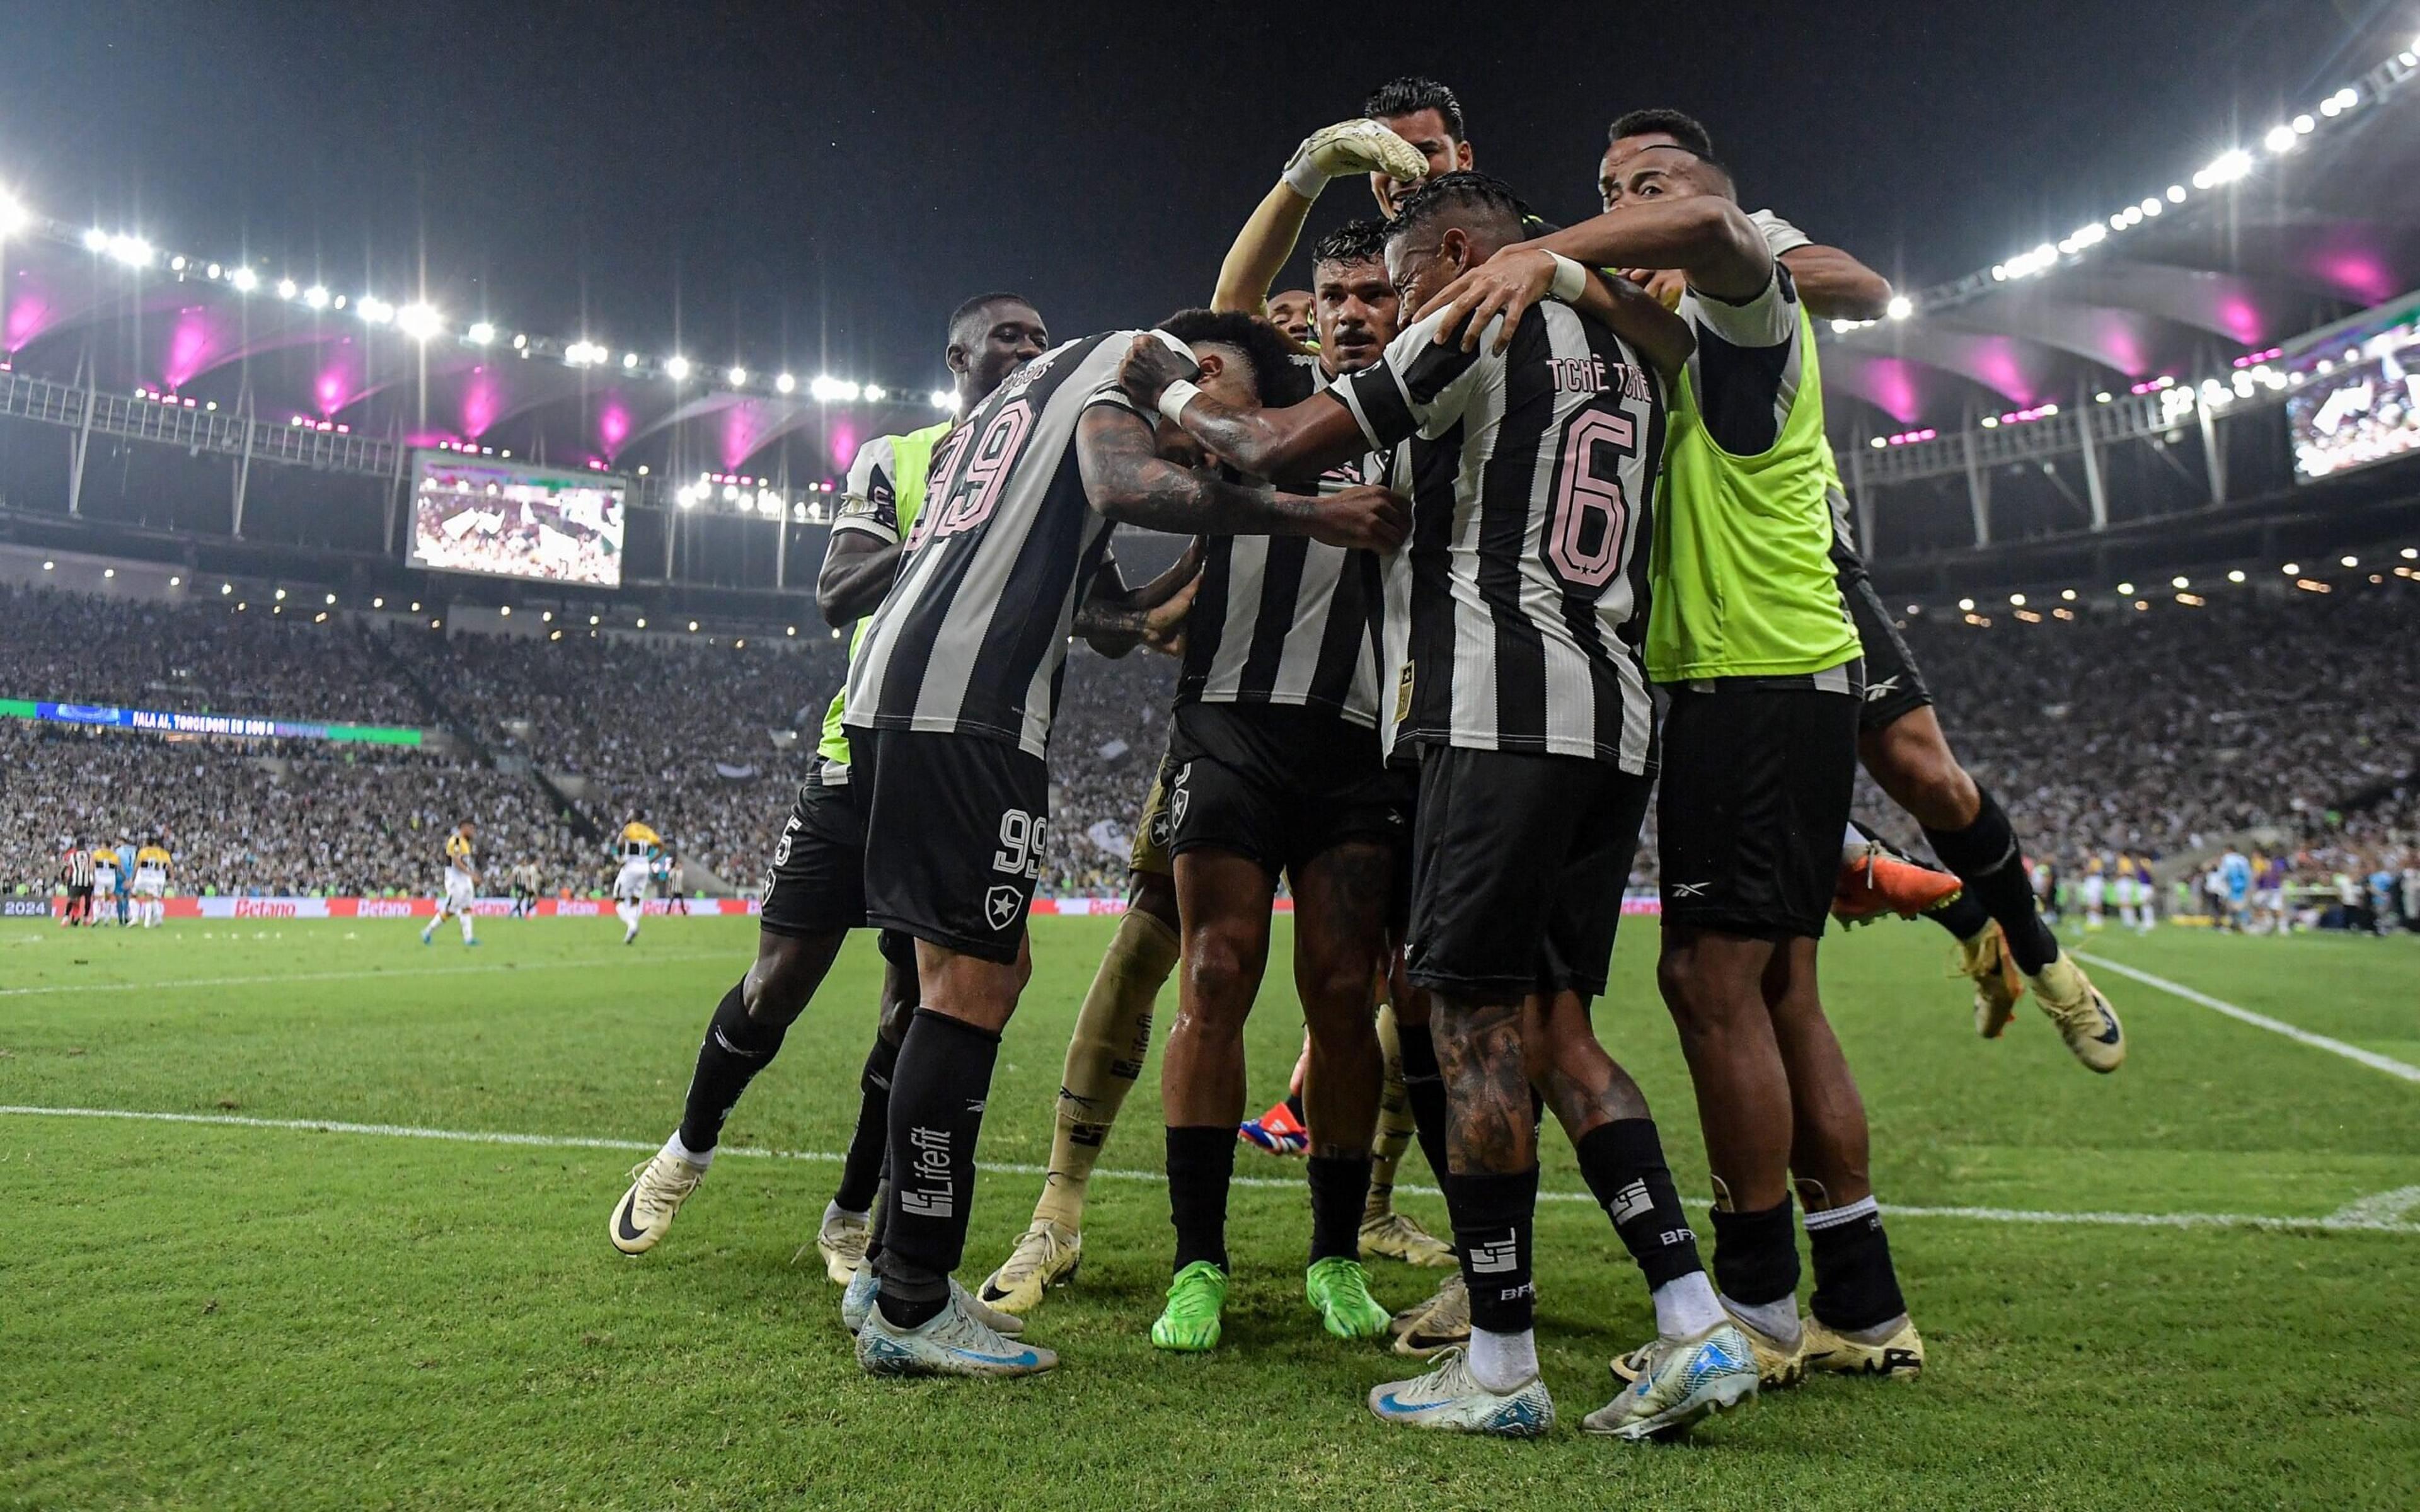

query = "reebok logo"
1864;674;1901;703
1669;882;1711;898
1468;1237;1519;1274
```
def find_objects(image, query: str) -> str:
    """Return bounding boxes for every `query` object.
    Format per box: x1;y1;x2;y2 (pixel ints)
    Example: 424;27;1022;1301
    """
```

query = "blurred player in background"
614;816;660;944
90;845;120;927
1265;289;1315;343
59;840;95;927
132;839;171;927
422;820;481;947
510;859;541;919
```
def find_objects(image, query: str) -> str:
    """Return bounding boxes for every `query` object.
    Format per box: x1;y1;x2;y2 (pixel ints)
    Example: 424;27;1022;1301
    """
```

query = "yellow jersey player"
131;840;172;928
422;820;481;947
613;816;662;944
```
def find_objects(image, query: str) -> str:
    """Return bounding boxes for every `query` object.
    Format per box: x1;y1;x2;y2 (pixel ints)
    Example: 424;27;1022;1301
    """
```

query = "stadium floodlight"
2165;185;2187;203
1957;597;1975;611
2116;580;2135;594
727;365;749;387
2227;570;2246;583
863;384;887;403
810;374;846;402
276;277;298;299
359;295;395;325
304;284;330;309
664;355;691;382
229;266;258;292
2264;125;2296;154
623;352;639;370
775;372;797;394
928;388;955;410
2140;197;2161;217
2170;576;2189;590
2403;547;2417;561
2061;588;2077;601
396;302;442;341
688;621;699;632
1886;294;1913;321
0;191;26;237
274;588;287;601
82;227;108;252
467;321;496;345
221;583;233;595
635;617;647;627
170;255;187;272
2341;555;2358;568
107;232;154;268
205;262;222;279
2008;593;2026;607
325;592;337;605
722;483;740;502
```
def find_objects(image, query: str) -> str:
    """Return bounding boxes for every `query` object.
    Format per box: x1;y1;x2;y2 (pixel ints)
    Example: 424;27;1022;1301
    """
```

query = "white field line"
2075;951;2420;1084
0;951;738;998
5;1104;2414;1236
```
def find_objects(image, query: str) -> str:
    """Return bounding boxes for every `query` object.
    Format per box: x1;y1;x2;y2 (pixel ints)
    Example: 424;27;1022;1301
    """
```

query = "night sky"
0;1;2394;395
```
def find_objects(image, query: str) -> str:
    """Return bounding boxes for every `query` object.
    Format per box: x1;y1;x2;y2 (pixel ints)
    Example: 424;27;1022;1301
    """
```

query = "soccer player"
1122;172;1754;1439
59;840;95;927
609;295;1053;1285
1265;289;1315;343
978;127;1440;1320
422;820;480;946
612;816;659;942
89;846;119;927
1359;77;1475;217
836;316;1402;1380
2080;855;2108;932
132;839;171;927
1419;122;1939;1394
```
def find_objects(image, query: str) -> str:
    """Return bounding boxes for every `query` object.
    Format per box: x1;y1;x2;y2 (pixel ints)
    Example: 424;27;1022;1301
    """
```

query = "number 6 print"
1547;409;1635;591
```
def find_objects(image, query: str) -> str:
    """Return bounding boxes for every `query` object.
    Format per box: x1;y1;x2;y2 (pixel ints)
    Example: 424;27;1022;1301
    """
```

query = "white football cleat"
855;1288;1055;1378
843;1264;1023;1339
815;1203;872;1285
608;1149;706;1255
1366;1347;1555;1438
1582;1321;1759;1440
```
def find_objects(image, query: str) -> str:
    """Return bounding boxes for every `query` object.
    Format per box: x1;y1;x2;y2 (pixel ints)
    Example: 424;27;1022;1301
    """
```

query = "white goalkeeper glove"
1282;118;1429;201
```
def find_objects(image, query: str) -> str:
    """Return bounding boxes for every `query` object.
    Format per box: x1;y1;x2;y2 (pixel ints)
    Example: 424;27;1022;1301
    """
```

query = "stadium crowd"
3;575;2414;906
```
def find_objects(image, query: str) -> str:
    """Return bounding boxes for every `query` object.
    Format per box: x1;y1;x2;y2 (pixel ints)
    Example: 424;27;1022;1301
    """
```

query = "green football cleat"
1150;1260;1228;1352
1305;1256;1391;1341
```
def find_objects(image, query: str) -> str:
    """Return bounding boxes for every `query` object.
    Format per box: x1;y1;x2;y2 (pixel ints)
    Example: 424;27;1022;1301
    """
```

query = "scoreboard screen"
408;452;626;586
2288;309;2420;483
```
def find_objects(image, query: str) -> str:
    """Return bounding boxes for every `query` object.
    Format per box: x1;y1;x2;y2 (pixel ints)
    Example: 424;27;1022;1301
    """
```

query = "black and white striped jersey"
841;332;1147;760
61;847;95;888
1176;366;1385;729
1335;302;1665;772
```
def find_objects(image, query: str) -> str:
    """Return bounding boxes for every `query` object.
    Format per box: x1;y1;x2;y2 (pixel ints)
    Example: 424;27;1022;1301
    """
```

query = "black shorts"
1403;743;1653;1000
67;884;93;908
758;764;919;970
1838;565;1933;732
1658;668;1861;941
854;726;1051;966
1164;702;1407;879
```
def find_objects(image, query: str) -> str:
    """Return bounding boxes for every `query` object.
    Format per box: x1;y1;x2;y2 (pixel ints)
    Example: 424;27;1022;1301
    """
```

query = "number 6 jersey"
1331;303;1666;773
843;332;1153;760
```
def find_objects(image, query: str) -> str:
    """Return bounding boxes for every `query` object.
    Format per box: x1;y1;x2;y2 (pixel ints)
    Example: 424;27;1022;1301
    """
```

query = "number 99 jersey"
1334;302;1664;774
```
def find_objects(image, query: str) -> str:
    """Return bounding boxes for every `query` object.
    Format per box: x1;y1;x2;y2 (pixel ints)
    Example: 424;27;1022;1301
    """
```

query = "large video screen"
408;452;626;585
2289;325;2420;482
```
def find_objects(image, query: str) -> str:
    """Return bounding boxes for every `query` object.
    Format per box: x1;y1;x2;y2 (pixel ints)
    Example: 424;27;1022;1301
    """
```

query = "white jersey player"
422;821;481;947
131;841;172;928
613;818;662;944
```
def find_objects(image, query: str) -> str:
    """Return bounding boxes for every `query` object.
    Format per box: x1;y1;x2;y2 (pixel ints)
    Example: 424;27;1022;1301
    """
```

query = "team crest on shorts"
984;884;1023;931
1169;763;1192;828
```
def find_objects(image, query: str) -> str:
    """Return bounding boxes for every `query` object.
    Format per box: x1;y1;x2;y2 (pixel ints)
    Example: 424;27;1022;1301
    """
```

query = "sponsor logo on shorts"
1168;764;1191;829
1864;674;1901;703
1668;882;1711;899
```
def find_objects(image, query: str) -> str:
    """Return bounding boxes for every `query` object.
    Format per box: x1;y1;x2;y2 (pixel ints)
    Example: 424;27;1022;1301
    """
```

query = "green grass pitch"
4;914;2416;1509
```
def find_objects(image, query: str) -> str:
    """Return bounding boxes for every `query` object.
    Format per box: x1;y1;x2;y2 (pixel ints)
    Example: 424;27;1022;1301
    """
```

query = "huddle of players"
606;79;2131;1440
54;838;173;927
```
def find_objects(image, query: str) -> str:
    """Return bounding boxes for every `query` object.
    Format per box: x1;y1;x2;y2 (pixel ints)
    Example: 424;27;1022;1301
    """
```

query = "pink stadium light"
163;307;221;388
599;401;631;455
460;369;501;438
5;290;52;352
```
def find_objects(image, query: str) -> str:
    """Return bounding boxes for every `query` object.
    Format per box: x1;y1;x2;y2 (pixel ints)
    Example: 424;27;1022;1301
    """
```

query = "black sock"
1926;890;1993;942
676;982;787;1154
1306;1153;1373;1265
1708;1196;1801;1309
833;1031;901;1214
1924;787;2060;975
1807;1202;1908;1333
1283;1089;1306;1122
1165;1125;1236;1273
1448;1167;1539;1335
1574;1120;1705;1290
864;1148;890;1267
1395;1021;1453;1191
873;1009;1000;1329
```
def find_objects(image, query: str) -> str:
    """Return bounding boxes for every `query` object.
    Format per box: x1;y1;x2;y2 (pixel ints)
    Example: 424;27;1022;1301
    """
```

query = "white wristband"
1158;379;1202;427
1282;156;1330;201
1546;252;1589;304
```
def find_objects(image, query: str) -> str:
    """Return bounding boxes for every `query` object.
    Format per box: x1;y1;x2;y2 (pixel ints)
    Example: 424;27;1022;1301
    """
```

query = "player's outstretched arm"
1113;336;1370;483
815;530;899;629
1211;183;1318;336
1779;244;1893;322
1076;404;1405;552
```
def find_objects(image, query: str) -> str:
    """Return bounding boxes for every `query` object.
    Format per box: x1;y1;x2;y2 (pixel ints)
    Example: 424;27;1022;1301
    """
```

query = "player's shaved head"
945;293;1049;411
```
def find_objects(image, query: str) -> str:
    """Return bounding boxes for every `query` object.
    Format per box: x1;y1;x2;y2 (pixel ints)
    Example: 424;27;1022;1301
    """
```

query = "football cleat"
1834;830;1965;926
1359;1208;1456;1268
1801;1312;1925;1380
814;1204;871;1286
1238;1100;1309;1156
855;1288;1056;1379
1305;1256;1392;1341
844;1266;1026;1339
1150;1260;1228;1352
608;1149;706;1255
1955;920;2026;1038
979;1219;1083;1315
1367;1347;1555;1437
2029;956;2126;1072
1614;1311;1803;1391
1581;1321;1759;1440
1389;1271;1472;1358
